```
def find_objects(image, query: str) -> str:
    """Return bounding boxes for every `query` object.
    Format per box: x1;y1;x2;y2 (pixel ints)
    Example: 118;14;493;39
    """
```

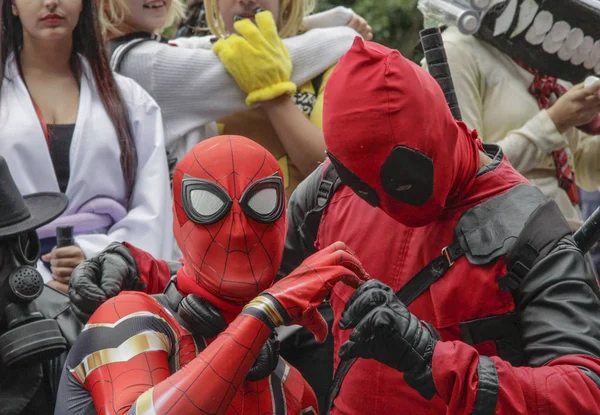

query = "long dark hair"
0;0;137;204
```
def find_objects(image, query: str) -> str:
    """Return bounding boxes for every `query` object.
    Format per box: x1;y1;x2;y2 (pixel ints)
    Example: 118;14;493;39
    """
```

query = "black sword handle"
420;26;462;121
574;206;600;254
56;226;74;248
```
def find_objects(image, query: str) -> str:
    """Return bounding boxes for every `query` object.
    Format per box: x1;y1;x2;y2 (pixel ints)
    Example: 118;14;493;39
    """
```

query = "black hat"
0;156;68;240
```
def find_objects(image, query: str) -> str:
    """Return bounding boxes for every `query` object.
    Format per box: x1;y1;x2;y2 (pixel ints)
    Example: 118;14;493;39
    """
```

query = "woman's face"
123;0;171;33
12;0;82;42
218;0;280;34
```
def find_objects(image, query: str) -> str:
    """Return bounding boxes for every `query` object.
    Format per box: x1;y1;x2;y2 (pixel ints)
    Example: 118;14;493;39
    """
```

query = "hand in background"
42;245;85;288
213;11;296;106
68;242;143;323
47;279;69;293
548;80;600;134
347;12;373;41
302;6;373;40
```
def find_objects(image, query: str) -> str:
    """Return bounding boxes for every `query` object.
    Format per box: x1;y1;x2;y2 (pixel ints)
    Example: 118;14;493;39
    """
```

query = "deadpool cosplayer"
55;135;368;414
280;38;600;414
67;41;600;413
0;155;82;415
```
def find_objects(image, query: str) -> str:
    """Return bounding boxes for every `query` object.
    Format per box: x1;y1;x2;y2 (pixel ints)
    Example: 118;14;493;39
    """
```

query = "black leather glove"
338;280;440;400
178;294;227;338
69;242;143;323
247;334;280;381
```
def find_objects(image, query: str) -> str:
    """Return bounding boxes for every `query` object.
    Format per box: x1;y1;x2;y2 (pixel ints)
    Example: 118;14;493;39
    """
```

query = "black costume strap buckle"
441;246;456;267
316;179;334;207
510;260;531;280
396;241;464;306
498;260;530;292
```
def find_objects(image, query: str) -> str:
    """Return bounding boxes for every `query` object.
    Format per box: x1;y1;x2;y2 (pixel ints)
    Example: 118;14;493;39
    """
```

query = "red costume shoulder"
85;291;168;325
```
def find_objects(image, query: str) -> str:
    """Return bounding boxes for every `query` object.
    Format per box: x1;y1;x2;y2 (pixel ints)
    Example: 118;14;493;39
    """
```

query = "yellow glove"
213;11;297;106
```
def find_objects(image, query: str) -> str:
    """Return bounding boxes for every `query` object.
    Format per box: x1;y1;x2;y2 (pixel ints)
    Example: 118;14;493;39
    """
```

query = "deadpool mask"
172;135;288;304
322;38;482;228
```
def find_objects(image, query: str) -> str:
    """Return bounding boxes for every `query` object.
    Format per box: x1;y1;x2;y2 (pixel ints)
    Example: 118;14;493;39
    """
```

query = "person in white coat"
0;0;172;292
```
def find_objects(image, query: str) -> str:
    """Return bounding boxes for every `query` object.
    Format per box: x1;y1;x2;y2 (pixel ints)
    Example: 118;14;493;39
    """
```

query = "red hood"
323;37;482;227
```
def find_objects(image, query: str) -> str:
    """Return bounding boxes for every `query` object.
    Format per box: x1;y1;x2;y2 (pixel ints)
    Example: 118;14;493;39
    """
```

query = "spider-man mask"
323;38;482;227
172;135;288;305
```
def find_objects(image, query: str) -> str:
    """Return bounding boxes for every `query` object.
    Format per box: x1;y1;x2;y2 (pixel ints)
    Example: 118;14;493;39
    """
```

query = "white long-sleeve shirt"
441;26;600;229
118;26;359;163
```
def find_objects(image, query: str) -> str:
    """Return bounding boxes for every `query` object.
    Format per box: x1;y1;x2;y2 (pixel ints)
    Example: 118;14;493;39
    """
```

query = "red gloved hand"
243;241;369;342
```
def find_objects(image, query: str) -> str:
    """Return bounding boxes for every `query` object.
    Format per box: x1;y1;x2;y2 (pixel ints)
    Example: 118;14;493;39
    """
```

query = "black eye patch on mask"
380;146;434;206
326;151;380;207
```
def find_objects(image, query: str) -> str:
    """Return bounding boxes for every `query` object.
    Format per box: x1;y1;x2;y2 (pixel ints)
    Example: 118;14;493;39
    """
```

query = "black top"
47;124;75;193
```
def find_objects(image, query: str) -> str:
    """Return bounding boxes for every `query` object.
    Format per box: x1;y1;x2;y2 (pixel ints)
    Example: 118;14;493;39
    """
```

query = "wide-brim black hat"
0;156;68;240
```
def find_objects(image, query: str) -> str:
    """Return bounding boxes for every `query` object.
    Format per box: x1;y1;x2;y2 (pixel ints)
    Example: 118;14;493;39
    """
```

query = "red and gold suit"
55;135;368;415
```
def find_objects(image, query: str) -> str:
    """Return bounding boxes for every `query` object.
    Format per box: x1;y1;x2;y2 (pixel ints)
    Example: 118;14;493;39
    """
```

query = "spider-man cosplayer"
55;135;368;414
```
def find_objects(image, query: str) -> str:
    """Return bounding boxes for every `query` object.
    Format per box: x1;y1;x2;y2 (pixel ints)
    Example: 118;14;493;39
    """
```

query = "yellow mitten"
213;11;297;106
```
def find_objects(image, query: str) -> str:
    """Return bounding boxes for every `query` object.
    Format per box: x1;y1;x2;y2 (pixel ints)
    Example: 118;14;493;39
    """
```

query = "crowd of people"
1;0;600;414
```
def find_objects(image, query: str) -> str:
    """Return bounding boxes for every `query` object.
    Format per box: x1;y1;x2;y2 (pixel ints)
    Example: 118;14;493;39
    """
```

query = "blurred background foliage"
315;0;423;61
172;0;424;61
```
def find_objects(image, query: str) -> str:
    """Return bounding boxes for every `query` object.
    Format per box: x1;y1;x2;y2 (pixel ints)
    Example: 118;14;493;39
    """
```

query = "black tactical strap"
397;241;464;305
500;199;572;295
472;356;499;415
460;312;524;366
460;313;519;345
327;358;354;410
327;241;464;410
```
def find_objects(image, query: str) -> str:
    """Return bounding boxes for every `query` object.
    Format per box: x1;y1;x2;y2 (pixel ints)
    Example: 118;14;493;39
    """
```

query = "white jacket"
0;55;173;281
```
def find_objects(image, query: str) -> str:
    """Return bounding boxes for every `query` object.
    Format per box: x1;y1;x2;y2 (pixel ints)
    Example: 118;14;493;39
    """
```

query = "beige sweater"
441;26;600;230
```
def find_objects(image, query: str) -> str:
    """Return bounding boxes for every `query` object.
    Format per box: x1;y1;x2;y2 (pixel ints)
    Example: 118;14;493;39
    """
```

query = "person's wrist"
247;81;296;107
546;107;569;134
241;294;289;329
260;93;291;110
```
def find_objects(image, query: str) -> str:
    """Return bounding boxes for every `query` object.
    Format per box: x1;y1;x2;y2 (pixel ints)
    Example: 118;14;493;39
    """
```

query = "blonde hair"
98;0;186;37
205;0;316;39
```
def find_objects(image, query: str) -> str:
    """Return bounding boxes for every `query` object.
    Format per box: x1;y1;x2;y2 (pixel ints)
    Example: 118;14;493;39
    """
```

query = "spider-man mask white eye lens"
239;176;285;224
181;177;232;225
